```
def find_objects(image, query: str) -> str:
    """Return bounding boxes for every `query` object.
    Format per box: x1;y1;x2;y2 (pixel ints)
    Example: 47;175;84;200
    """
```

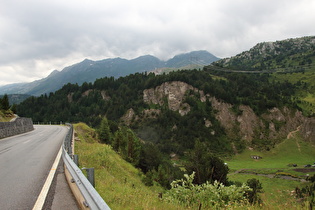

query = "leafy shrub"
164;172;251;208
295;174;315;209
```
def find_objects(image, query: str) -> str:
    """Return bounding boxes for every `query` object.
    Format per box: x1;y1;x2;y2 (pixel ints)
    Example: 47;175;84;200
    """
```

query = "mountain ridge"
213;36;315;71
0;50;218;96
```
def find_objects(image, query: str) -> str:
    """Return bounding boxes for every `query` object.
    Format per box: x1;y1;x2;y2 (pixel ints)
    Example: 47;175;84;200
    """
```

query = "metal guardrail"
63;124;110;210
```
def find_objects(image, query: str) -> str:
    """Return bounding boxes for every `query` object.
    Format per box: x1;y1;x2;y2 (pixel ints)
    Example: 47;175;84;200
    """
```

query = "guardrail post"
87;168;95;188
83;168;95;187
73;154;79;166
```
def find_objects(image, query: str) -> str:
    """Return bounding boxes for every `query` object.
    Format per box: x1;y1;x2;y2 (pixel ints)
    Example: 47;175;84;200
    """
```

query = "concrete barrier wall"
0;118;34;139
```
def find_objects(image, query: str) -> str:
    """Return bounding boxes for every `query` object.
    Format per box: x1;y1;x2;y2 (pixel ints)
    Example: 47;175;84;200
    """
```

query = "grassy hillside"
73;123;180;209
270;67;315;116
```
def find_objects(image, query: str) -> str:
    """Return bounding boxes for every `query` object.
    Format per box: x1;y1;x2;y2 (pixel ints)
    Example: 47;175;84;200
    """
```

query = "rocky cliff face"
211;95;314;144
143;81;206;116
213;100;315;143
301;118;315;141
129;81;315;145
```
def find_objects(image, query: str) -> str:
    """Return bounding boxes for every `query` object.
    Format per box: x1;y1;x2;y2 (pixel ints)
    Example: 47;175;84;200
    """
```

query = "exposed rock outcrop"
212;99;315;143
124;81;315;144
143;81;205;116
143;81;192;113
100;90;111;101
121;108;136;126
121;108;161;126
300;118;315;142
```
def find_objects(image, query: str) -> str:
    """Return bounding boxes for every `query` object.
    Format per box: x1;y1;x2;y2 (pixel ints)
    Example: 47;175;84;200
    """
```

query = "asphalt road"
0;125;68;210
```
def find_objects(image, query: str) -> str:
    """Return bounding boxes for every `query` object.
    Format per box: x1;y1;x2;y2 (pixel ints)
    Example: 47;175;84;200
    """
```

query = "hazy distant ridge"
0;50;218;96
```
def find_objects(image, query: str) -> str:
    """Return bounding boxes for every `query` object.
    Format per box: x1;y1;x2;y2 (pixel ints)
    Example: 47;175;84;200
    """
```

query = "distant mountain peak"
47;70;60;78
166;50;219;68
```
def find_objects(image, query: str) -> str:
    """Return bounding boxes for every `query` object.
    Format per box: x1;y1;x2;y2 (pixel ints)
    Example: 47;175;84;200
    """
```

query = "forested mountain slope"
17;68;315;154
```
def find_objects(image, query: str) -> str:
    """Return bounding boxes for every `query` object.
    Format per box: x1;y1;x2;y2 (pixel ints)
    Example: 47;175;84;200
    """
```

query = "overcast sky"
0;0;314;86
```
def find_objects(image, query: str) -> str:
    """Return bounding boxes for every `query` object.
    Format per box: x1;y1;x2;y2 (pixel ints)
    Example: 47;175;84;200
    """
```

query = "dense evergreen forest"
17;68;299;124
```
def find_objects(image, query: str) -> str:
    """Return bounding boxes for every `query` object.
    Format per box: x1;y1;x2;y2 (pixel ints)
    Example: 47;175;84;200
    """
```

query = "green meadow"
226;134;315;208
226;136;315;171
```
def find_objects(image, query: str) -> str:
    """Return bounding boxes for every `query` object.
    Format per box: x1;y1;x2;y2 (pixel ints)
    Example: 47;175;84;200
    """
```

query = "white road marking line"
32;146;62;210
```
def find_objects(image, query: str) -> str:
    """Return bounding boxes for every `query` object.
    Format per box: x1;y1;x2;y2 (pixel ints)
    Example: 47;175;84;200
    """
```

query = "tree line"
16;69;300;124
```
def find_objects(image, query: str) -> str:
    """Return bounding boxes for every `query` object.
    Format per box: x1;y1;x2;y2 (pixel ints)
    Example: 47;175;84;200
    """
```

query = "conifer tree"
126;129;141;166
186;139;229;185
97;117;111;143
10;104;17;114
1;94;10;110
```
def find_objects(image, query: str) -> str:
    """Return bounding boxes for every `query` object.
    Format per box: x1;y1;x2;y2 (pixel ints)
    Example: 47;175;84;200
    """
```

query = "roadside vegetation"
0;94;15;122
74;122;315;209
74;123;255;209
74;123;180;209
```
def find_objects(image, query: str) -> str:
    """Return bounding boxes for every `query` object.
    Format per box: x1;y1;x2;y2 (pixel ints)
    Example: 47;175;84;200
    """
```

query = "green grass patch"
272;70;315;85
209;73;228;81
0;110;14;122
304;92;315;104
228;173;307;209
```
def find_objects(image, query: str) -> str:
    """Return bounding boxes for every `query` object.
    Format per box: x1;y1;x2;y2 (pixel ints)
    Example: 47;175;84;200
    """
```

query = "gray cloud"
0;0;315;85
